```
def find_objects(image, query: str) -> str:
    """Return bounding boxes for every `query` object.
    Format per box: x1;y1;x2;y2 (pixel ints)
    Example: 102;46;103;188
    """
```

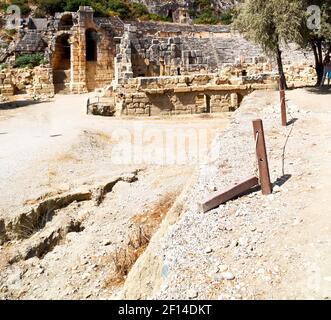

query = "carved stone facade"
51;7;116;93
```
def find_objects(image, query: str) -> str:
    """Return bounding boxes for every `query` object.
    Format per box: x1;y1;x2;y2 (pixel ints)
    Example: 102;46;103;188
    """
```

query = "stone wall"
0;66;54;97
109;73;277;117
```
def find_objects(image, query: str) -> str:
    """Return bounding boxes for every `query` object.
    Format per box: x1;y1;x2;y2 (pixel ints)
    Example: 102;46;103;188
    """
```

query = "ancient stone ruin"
1;6;316;116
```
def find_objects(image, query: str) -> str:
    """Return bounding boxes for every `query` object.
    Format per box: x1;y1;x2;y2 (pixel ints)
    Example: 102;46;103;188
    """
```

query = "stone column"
69;6;95;93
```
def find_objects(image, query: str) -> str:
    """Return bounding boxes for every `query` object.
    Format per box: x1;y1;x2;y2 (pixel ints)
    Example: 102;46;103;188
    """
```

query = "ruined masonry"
1;6;315;116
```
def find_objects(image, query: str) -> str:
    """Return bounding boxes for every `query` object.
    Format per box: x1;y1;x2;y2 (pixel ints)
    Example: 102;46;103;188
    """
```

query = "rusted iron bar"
200;176;259;213
280;89;287;126
253;119;272;195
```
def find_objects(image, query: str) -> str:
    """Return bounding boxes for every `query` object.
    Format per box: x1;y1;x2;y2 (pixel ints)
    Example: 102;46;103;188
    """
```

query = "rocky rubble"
154;92;306;299
0;66;54;97
149;90;321;300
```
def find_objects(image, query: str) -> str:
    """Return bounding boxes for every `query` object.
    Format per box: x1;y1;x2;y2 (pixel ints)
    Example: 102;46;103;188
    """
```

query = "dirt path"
269;88;331;299
0;94;230;299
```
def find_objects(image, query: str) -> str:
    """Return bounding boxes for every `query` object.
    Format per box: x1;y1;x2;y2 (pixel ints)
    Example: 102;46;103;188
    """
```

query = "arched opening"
59;14;73;30
85;29;98;91
53;34;71;70
167;9;174;21
52;34;71;93
86;29;98;62
177;67;181;76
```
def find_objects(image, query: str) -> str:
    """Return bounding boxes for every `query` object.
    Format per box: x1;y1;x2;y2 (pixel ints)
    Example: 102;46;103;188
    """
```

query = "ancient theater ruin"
1;6;315;116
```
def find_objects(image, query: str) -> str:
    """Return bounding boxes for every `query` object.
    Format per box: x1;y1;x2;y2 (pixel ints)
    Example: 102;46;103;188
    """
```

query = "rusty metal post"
201;176;259;213
280;89;287;126
253;119;272;195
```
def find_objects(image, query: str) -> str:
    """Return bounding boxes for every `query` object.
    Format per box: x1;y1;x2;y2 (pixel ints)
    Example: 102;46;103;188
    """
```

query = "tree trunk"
276;46;287;90
312;39;324;86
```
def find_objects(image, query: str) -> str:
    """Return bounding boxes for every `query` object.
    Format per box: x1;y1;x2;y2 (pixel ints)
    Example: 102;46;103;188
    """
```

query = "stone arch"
53;33;71;70
59;14;73;30
52;33;71;93
167;9;174;21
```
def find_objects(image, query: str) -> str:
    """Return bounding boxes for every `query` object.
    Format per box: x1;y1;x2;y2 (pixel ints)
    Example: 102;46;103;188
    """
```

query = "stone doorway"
205;94;211;113
86;29;98;91
52;34;71;93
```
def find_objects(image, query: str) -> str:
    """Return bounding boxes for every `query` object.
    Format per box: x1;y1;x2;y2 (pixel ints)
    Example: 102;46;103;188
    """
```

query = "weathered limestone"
0;67;54;97
93;73;277;117
2;6;316;98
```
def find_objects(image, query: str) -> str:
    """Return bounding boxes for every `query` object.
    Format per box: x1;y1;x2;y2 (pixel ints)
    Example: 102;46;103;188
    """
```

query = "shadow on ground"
0;99;50;110
305;86;331;95
273;174;292;188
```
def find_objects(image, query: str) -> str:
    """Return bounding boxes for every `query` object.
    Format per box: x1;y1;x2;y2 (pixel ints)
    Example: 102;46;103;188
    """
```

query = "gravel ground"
146;88;331;300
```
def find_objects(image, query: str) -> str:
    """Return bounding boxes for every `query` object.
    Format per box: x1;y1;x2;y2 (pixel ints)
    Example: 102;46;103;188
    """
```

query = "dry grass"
104;192;178;288
131;192;178;229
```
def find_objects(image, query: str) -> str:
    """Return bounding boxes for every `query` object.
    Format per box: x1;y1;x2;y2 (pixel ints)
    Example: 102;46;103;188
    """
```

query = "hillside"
0;0;240;24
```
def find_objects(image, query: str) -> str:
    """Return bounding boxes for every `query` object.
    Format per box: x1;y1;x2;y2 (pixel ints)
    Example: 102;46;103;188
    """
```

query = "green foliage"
7;0;31;16
235;0;301;53
5;0;239;25
194;0;211;11
0;63;8;70
5;29;18;37
234;0;331;85
219;9;237;25
108;0;131;19
146;13;172;22
194;10;220;25
35;0;66;16
14;53;47;68
192;1;237;25
131;2;149;18
64;0;92;12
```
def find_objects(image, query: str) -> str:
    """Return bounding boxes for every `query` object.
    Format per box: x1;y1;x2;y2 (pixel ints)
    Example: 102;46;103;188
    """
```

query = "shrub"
219;9;236;25
14;53;47;68
0;63;8;70
36;0;66;16
64;0;93;12
147;13;172;22
107;0;131;19
194;11;220;25
5;29;18;37
131;2;148;18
